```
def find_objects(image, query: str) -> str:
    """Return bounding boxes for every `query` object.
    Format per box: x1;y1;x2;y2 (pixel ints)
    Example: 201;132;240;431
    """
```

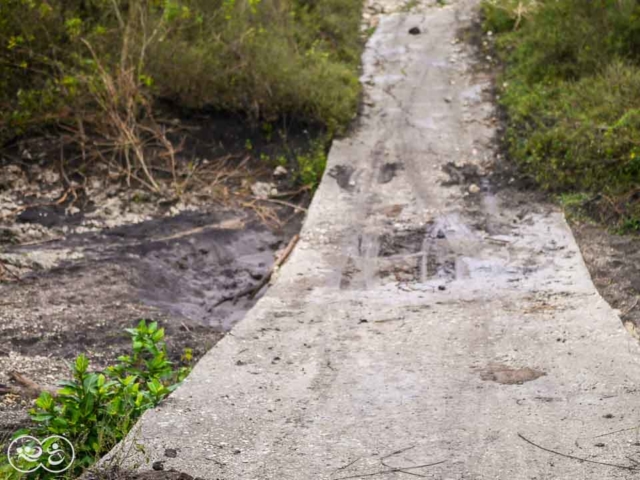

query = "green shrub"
0;320;191;479
484;0;640;229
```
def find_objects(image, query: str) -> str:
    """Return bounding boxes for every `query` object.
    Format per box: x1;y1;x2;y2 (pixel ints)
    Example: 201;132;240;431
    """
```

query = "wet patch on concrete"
378;162;403;184
441;162;485;187
480;363;546;385
328;165;356;191
378;227;428;257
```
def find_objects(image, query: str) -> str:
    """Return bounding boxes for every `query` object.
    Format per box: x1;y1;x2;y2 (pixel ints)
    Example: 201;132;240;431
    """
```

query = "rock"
468;184;481;194
273;166;288;177
408;27;421;35
436;230;446;239
444;96;453;103
251;181;274;199
165;448;178;458
152;461;165;471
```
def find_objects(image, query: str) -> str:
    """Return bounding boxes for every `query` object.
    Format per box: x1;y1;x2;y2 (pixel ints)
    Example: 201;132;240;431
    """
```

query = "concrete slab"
112;1;640;478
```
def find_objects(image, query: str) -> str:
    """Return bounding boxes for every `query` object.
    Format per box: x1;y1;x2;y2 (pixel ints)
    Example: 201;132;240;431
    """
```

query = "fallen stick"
9;371;58;398
333;461;446;480
518;433;638;471
0;384;19;396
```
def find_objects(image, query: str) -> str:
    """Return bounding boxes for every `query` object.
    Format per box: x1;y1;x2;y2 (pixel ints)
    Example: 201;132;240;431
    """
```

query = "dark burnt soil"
571;223;640;329
0;111;309;443
0;206;300;439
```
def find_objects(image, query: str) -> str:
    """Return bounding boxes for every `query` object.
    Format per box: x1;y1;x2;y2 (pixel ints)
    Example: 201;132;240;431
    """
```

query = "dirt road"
111;1;640;478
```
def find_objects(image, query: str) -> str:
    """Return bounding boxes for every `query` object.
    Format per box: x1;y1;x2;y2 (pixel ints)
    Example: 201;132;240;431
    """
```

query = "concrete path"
118;1;640;478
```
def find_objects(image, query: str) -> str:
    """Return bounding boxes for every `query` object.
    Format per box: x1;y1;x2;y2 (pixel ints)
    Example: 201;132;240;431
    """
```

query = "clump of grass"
483;0;640;231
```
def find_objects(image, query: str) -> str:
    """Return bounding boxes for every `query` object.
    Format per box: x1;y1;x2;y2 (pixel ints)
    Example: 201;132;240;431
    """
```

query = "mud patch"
328;165;356;191
441;162;485;187
378;162;403;184
480;363;545;385
378;227;427;257
340;225;462;287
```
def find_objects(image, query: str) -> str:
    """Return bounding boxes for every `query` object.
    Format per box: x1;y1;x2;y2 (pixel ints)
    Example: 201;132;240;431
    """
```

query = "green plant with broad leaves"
0;320;192;479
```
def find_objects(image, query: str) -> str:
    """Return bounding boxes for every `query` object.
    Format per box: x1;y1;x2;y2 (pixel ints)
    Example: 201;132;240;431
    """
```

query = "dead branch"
333;461;446;480
0;260;22;282
8;371;59;399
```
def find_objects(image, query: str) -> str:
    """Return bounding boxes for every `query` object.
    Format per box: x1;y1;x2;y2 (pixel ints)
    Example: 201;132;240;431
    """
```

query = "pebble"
273;166;288;177
468;184;481;194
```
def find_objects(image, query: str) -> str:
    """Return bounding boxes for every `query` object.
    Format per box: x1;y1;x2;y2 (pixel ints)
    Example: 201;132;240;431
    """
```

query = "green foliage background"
0;0;363;143
482;0;640;230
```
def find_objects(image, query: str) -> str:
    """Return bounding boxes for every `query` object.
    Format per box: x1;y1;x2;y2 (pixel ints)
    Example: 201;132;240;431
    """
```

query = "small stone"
251;181;273;199
152;461;164;471
436;230;446;239
408;27;421;35
468;184;481;194
438;285;446;291
444;96;453;103
273;166;288;177
233;449;242;455
165;448;178;458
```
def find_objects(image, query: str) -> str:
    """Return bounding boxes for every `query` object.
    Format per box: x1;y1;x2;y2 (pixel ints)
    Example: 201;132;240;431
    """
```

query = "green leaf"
151;328;164;342
31;413;54;422
58;386;78;397
35;391;54;410
75;354;89;374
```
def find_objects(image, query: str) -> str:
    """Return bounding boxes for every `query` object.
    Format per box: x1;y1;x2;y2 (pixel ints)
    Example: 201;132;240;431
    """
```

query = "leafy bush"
0;0;363;145
0;320;191;479
483;0;640;230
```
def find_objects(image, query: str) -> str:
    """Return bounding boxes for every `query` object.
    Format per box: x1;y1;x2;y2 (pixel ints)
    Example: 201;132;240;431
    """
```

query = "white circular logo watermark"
7;435;75;473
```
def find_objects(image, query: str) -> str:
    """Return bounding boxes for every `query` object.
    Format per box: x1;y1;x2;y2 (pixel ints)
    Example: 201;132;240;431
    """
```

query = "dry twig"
518;432;639;471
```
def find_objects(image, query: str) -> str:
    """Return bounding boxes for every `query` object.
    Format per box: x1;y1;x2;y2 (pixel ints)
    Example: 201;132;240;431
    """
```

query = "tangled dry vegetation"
0;0;363;196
